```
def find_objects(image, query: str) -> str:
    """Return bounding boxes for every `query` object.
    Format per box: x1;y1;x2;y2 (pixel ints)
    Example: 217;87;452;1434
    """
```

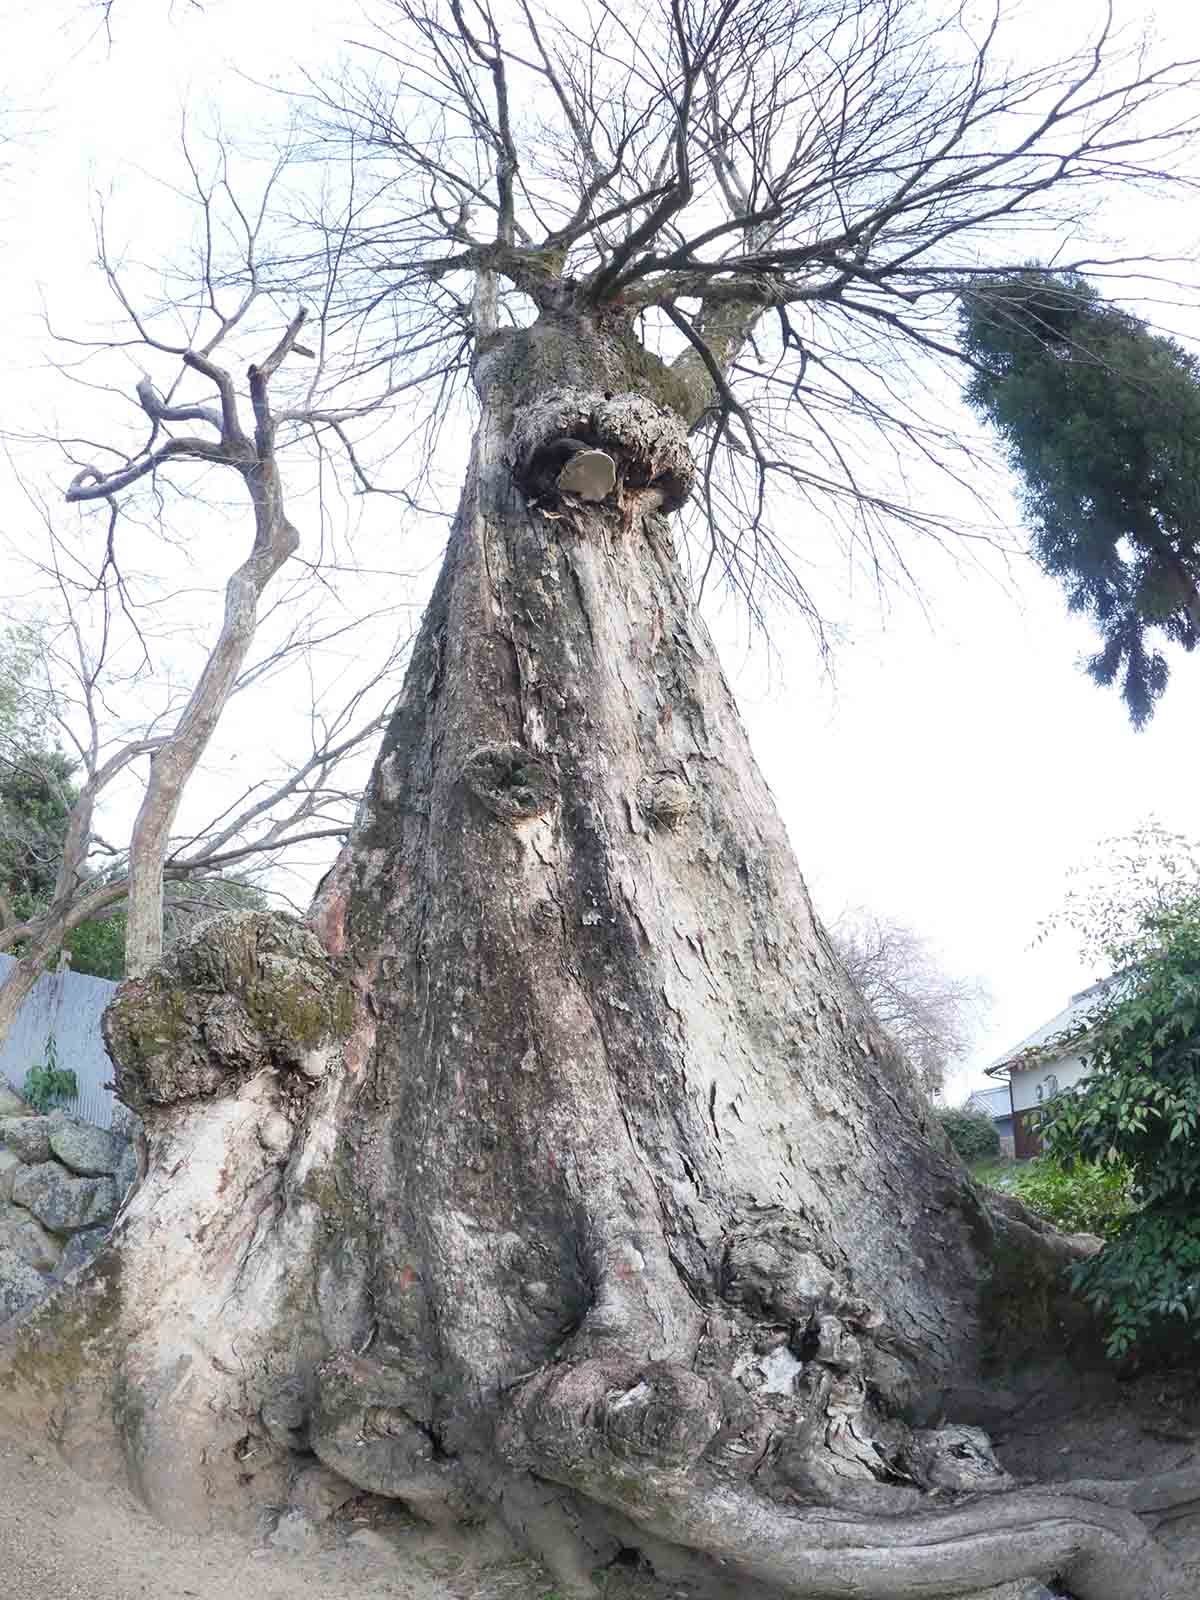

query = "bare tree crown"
305;0;1200;612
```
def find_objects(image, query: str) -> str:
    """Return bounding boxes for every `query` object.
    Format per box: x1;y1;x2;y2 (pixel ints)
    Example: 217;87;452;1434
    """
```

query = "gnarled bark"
1;309;1191;1599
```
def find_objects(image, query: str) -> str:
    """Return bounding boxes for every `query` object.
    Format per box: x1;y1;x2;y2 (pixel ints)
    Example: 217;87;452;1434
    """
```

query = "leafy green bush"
65;910;126;980
1042;894;1200;1359
937;1106;1000;1163
21;1034;77;1114
1006;1158;1133;1240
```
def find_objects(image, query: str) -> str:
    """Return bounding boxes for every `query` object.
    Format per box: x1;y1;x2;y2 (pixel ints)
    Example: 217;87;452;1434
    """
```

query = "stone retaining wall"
0;1083;135;1321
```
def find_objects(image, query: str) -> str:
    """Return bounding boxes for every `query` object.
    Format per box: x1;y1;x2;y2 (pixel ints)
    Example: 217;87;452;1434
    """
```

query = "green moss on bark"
0;1246;123;1415
103;912;355;1113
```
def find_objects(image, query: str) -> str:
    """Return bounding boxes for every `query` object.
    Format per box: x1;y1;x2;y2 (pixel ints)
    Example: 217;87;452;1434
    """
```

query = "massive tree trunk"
1;310;1194;1598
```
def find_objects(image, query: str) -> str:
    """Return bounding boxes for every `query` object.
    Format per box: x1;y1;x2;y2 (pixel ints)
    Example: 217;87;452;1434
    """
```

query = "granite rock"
0;1203;63;1270
0;1117;54;1164
0;1085;30;1118
48;1116;126;1178
11;1162;119;1234
0;1148;21;1205
0;1243;49;1321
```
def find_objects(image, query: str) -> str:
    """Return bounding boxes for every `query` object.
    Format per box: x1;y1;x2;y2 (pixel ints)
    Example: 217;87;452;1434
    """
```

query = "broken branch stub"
102;910;354;1113
462;744;557;822
510;390;694;512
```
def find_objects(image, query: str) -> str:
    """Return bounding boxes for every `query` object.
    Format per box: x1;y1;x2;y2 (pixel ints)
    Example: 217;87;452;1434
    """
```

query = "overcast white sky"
2;0;1199;1101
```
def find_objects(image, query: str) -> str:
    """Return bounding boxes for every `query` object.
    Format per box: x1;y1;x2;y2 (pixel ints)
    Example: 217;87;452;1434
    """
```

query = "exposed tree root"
498;1358;1188;1600
1067;1463;1200;1516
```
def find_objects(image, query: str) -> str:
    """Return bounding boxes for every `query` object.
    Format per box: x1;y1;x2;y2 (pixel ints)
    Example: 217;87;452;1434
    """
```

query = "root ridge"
496;1356;1188;1600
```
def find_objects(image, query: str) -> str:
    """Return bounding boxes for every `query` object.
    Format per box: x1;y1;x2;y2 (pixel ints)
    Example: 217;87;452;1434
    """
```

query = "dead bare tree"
0;547;404;1044
831;909;989;1097
6;6;1200;1600
295;0;1200;621
0;132;418;1035
65;294;320;977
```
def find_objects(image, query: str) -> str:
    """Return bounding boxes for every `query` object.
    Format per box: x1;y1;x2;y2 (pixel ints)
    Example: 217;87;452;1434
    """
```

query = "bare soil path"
0;1425;555;1600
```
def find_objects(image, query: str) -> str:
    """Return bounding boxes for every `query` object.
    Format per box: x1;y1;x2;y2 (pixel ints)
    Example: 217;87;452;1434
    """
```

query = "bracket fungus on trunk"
556;446;617;503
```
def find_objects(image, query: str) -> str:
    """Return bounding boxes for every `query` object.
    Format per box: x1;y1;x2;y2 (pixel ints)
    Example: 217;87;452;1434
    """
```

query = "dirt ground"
0;1422;695;1600
989;1364;1200;1584
0;1424;561;1600
2;1371;1199;1600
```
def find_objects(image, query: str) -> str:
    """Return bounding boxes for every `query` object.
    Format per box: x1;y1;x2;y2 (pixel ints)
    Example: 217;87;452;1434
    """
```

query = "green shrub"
21;1034;78;1113
66;911;126;979
1065;1212;1200;1362
1007;1157;1133;1240
937;1106;1000;1163
1042;895;1200;1359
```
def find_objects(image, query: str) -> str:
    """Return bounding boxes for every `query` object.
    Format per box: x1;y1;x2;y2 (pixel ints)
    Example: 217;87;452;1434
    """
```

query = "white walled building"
984;977;1116;1159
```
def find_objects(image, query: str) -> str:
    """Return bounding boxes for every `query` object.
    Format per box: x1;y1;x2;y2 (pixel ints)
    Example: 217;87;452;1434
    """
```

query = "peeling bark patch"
462;744;557;822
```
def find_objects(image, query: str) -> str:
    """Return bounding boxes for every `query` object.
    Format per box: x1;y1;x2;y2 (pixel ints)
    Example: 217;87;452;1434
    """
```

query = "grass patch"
975;1155;1133;1239
970;1156;1017;1189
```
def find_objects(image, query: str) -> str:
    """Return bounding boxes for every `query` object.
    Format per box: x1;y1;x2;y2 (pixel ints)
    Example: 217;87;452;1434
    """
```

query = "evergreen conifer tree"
961;271;1200;725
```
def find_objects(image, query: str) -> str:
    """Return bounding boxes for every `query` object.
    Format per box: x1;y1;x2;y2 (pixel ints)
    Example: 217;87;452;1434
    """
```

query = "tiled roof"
964;1084;1011;1119
985;975;1120;1077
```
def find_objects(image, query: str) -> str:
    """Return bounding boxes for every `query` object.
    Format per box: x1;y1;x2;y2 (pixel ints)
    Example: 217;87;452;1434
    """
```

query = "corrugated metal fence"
0;955;119;1130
